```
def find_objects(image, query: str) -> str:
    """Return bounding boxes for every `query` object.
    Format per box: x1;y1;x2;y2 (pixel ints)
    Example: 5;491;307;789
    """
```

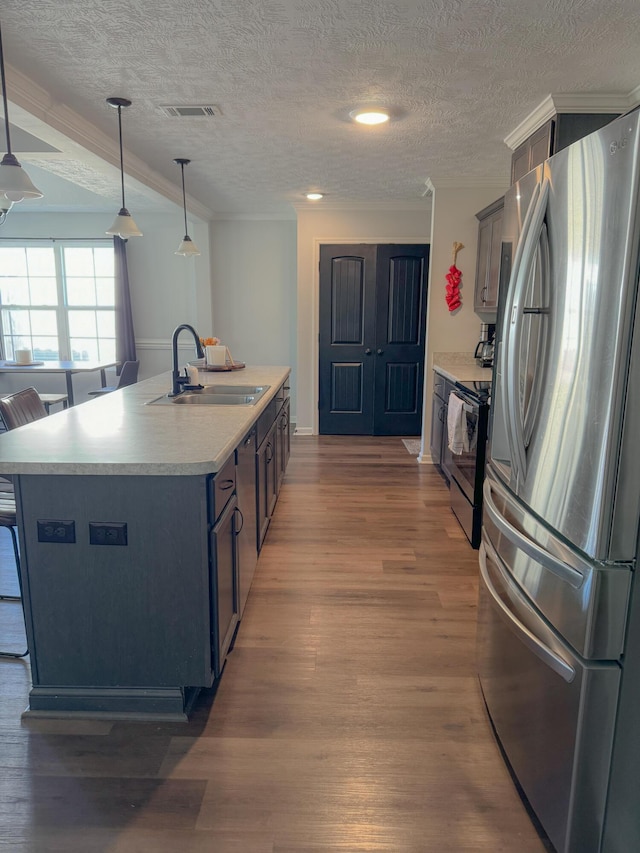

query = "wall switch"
37;520;76;544
89;522;128;546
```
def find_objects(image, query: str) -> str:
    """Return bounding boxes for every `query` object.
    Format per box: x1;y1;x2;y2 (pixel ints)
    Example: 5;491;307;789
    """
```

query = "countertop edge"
0;366;291;476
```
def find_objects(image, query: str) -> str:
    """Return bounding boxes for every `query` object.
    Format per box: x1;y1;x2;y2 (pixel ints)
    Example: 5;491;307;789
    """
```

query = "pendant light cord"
0;24;14;156
117;105;126;210
181;162;188;235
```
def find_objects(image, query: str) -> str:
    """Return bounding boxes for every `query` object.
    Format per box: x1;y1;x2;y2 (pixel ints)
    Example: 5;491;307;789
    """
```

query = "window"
0;241;116;362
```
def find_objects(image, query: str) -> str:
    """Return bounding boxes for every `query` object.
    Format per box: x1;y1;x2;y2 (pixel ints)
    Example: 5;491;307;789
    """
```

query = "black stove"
455;379;491;405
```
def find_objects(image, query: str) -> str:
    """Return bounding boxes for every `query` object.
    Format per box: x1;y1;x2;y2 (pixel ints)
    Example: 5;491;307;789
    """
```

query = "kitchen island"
0;366;291;720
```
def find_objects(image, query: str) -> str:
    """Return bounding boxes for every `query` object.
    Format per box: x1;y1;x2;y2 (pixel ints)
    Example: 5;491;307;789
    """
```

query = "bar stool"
0;483;27;658
37;392;69;414
0;388;48;659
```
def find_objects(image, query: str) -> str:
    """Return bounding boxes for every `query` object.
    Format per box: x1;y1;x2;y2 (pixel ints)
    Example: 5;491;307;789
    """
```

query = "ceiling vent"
159;104;221;118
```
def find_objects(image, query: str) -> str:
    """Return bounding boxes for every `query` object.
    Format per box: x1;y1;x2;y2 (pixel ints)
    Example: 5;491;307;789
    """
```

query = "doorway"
319;243;429;435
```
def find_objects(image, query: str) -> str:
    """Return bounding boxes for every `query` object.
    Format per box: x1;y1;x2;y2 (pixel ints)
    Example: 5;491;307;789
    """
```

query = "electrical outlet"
89;522;128;546
37;520;76;544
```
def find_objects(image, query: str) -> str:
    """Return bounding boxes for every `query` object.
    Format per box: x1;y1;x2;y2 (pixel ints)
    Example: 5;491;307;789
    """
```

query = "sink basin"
173;393;260;405
199;384;269;395
147;383;271;407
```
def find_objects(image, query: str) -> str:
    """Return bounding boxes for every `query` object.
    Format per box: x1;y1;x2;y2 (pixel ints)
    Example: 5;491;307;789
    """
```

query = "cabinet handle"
234;507;244;534
266;442;274;463
376;348;384;355
365;348;372;355
481;286;488;302
219;478;234;491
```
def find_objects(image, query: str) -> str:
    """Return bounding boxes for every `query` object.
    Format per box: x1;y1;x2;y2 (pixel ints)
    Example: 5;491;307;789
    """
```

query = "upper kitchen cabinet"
510;113;619;184
474;197;504;321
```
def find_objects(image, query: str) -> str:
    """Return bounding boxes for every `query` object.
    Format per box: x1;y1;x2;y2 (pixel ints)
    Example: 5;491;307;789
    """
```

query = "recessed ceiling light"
306;192;324;200
351;110;390;126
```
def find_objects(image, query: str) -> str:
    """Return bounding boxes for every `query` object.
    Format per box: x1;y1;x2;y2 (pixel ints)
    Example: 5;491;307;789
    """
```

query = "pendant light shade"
105;96;142;238
0;24;43;203
173;158;200;256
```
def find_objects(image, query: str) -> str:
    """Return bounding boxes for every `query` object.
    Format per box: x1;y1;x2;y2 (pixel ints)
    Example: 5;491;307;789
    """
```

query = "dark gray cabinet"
511;113;618;184
474;197;504;321
430;371;454;481
209;493;239;677
256;419;278;549
236;427;257;617
276;395;290;493
15;378;292;718
256;381;290;550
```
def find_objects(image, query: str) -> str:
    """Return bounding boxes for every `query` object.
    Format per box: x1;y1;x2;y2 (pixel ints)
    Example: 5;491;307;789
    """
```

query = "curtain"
113;236;136;372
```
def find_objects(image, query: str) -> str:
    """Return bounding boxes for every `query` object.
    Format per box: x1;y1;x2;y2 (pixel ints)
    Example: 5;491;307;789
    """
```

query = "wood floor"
0;436;553;852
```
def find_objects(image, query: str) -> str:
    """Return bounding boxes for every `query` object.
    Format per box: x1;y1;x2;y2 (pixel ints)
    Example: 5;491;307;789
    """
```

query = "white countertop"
432;352;493;384
0;366;290;476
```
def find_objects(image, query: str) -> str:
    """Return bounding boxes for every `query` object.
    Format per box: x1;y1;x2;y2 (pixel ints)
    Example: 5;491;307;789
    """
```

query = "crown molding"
210;211;296;221
504;91;637;151
291;199;431;213
426;175;509;190
5;63;213;222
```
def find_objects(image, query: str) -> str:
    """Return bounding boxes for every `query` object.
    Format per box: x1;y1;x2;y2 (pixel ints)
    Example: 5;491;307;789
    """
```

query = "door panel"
319;246;376;434
319;243;428;435
374;245;428;435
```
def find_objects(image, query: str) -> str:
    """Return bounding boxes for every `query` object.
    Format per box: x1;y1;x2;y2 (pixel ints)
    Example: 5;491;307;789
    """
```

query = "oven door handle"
483;476;584;590
451;392;477;415
480;538;576;683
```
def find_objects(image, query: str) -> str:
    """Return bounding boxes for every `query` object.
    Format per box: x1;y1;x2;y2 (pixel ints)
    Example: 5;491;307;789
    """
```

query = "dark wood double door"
319;244;429;435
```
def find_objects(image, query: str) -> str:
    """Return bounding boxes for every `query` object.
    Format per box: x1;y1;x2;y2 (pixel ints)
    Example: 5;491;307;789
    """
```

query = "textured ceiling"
2;0;640;216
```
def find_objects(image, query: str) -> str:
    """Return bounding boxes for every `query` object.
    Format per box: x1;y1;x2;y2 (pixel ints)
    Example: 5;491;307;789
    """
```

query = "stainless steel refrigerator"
477;109;640;853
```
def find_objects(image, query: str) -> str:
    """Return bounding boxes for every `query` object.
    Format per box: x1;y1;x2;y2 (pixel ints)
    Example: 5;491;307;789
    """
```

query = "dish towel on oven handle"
447;392;467;455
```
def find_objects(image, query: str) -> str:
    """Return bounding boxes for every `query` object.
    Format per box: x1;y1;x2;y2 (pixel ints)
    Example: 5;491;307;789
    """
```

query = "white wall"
209;219;297;416
295;205;432;434
0;209;213;402
420;185;507;458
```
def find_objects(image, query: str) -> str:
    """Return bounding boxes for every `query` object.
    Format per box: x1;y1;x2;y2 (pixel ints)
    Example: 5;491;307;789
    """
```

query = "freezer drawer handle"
480;541;576;683
483;477;584;590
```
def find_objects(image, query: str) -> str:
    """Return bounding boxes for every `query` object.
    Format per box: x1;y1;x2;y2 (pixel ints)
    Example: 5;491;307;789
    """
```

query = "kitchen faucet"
169;323;205;396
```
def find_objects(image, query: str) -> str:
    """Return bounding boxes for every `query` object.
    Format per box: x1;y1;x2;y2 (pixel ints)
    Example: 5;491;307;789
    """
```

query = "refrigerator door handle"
480;539;576;683
503;178;551;483
483;476;585;590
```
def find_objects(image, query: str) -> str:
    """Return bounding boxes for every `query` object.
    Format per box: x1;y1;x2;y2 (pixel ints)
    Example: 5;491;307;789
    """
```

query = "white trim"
312;236;430;436
504;91;635;151
417;452;433;464
426;175;510;189
629;84;640;109
211;212;297;221
294;426;313;436
293;199;431;213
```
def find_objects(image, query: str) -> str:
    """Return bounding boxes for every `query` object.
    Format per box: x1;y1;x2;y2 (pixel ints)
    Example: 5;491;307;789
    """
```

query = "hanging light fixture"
0;23;43;202
105;96;142;238
173;158;200;256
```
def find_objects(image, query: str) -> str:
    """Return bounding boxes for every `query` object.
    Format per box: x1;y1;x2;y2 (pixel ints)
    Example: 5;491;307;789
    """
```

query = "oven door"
448;392;480;503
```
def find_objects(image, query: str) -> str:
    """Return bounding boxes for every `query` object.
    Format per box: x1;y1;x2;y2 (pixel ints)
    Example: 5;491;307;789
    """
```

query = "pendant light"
105;97;142;238
0;23;43;202
173;158;200;256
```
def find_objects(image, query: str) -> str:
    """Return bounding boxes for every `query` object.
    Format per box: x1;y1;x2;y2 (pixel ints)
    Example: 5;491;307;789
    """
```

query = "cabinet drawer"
208;453;236;523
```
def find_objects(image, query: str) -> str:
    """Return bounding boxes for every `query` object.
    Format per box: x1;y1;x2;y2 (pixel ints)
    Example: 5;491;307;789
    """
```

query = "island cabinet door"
256;420;278;550
209;493;239;678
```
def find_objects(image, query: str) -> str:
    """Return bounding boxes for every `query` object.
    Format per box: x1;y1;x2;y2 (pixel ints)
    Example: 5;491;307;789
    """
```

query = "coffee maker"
474;323;495;368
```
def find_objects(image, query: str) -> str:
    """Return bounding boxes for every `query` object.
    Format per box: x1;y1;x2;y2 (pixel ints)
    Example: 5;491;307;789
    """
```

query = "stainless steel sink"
199;385;269;395
147;384;270;407
173;393;260;405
